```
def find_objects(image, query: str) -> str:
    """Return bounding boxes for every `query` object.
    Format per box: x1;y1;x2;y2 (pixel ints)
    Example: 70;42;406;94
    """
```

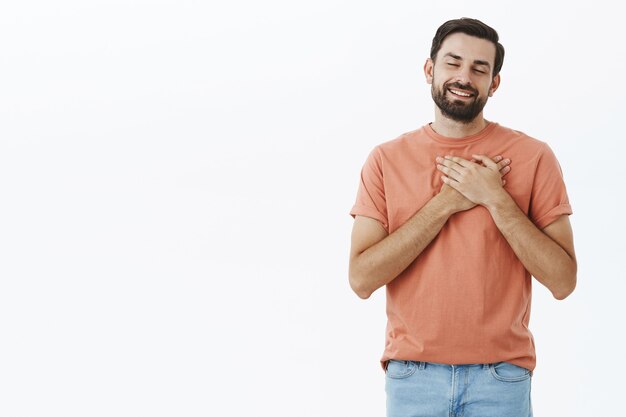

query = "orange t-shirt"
349;121;572;373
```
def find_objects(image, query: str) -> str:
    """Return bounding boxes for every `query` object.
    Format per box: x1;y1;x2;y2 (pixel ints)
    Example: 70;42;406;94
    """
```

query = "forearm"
486;192;576;299
353;194;453;299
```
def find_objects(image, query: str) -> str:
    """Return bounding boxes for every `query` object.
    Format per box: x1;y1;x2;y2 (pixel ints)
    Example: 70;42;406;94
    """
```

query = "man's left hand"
435;154;508;207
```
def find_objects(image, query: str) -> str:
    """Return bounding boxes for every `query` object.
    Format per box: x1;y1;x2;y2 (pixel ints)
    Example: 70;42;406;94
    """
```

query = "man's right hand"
437;155;511;214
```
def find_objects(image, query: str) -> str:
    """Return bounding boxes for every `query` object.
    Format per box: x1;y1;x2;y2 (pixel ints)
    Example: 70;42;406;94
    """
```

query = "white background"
0;1;624;416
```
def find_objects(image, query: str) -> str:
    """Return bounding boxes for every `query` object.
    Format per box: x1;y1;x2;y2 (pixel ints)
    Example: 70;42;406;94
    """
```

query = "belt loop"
483;363;490;370
419;361;426;370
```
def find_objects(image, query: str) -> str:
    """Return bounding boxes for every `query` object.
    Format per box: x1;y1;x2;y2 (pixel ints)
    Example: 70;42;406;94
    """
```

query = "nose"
452;66;472;84
447;67;477;92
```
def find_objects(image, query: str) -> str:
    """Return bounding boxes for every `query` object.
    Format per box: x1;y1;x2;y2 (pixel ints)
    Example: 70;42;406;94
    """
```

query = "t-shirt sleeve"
349;146;389;232
528;142;573;229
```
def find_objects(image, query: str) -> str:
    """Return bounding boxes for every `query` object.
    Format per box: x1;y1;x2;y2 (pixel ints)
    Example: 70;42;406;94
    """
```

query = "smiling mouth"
448;88;474;98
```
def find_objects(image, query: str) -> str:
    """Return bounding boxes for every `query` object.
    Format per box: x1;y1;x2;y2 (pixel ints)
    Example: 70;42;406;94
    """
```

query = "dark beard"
431;81;488;124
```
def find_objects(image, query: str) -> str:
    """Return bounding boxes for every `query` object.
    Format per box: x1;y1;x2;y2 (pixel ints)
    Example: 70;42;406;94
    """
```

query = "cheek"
472;83;489;97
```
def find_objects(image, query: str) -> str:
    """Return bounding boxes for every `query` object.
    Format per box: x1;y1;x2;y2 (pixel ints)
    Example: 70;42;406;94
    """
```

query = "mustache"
445;82;478;96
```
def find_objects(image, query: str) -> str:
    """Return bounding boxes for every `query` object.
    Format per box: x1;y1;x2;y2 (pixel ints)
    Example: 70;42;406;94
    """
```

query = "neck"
430;108;489;138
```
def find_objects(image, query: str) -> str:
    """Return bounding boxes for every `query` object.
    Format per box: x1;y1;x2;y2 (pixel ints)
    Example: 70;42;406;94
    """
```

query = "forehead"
437;32;496;65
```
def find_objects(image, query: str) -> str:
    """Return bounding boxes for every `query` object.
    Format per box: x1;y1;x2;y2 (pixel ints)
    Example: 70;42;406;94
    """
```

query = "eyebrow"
443;52;491;69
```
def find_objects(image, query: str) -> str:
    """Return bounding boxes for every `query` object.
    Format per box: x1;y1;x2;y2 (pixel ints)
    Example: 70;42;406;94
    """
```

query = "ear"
488;73;501;97
424;58;434;85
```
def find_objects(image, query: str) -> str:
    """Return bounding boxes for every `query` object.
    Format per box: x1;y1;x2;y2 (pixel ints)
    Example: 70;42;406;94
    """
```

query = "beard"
431;79;488;124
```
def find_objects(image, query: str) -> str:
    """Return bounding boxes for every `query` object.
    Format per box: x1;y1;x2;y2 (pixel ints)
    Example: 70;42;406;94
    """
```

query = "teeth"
450;89;471;97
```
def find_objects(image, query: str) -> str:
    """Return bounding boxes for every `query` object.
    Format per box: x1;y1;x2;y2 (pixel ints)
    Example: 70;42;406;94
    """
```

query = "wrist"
431;192;458;217
483;188;512;213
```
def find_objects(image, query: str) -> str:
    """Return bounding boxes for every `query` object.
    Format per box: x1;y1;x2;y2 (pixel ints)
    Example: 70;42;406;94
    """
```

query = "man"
348;17;576;417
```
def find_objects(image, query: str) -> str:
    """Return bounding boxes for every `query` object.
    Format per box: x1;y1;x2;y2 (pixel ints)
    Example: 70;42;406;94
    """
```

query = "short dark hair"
430;17;505;77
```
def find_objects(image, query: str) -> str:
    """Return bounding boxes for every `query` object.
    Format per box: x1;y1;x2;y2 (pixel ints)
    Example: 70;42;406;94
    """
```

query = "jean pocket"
385;360;418;379
489;361;531;382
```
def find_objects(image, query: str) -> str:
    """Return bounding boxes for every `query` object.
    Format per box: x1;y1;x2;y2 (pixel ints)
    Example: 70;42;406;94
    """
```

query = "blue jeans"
385;360;533;417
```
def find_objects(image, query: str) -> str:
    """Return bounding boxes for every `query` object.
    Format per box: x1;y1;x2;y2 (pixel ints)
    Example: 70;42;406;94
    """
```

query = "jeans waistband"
409;361;491;370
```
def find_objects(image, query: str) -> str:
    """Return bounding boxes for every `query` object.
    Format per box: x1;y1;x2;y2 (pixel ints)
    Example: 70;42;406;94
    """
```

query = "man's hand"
435;154;511;212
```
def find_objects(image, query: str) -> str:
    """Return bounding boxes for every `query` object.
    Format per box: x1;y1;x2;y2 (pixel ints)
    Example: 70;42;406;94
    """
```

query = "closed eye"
447;63;459;67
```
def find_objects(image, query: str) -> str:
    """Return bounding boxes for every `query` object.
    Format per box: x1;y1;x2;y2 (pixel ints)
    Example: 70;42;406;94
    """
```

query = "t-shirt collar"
424;121;498;145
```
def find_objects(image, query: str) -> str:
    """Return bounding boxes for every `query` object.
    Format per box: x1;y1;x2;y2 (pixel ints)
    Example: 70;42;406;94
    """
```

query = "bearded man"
348;17;576;417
